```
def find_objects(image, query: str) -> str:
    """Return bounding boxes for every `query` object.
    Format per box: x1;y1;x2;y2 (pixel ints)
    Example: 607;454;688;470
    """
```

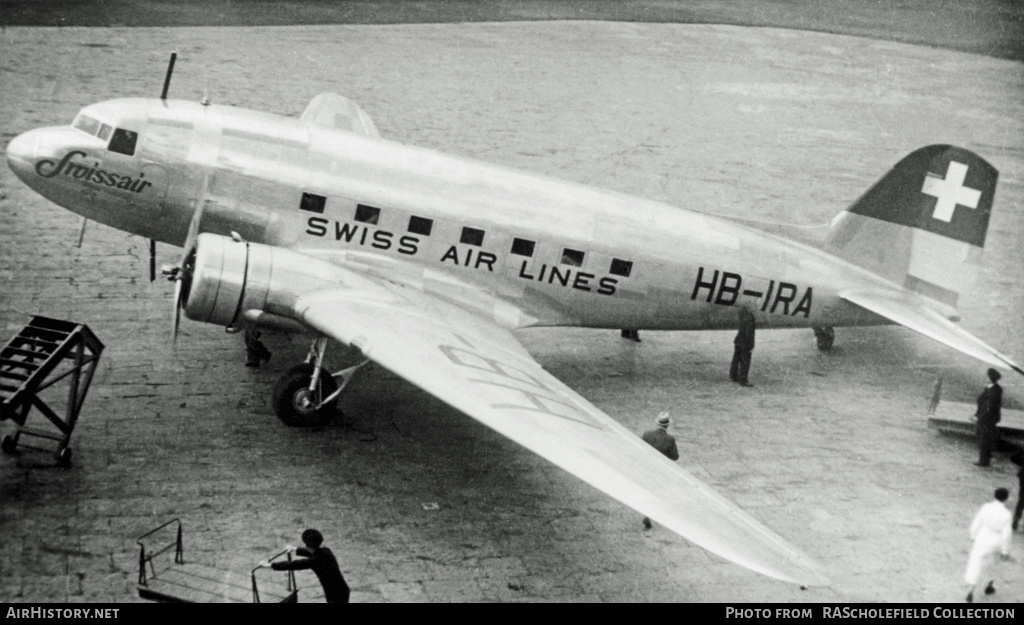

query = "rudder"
826;145;998;310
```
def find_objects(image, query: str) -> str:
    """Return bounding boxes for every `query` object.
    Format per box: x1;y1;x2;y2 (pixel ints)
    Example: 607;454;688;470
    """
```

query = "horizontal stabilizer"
840;289;1023;376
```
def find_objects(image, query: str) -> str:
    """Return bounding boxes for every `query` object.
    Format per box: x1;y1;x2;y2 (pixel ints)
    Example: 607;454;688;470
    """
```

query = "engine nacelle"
182;233;335;330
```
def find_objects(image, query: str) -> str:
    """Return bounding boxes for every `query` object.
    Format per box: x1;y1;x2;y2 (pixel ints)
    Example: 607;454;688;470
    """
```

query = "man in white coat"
964;488;1013;602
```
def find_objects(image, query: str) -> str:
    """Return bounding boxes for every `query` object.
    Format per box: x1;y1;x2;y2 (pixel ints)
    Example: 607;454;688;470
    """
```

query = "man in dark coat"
975;368;1003;467
640;412;679;530
263;529;349;603
730;308;756;387
244;329;272;368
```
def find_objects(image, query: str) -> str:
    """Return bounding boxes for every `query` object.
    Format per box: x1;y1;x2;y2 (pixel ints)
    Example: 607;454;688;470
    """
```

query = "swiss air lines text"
306;217;619;296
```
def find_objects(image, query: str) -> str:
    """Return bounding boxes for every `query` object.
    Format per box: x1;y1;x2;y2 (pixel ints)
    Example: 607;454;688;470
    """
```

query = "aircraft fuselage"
7;97;894;333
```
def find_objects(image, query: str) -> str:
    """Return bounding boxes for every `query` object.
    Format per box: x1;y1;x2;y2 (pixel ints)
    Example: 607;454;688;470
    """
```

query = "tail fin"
826;145;997;310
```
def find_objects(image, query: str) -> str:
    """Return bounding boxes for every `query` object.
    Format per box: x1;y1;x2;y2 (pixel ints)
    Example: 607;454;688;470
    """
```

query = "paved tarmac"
1;22;1023;603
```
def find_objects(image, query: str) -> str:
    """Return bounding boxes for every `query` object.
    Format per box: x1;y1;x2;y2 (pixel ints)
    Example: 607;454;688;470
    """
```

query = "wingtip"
759;553;831;588
798;567;832;589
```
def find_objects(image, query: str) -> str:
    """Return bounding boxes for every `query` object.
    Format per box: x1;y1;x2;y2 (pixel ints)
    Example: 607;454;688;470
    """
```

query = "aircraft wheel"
272;363;339;428
1;434;16;454
813;326;835;351
57;445;72;468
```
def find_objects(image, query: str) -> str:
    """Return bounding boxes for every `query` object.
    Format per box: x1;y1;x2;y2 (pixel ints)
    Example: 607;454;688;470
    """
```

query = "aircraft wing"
291;271;828;586
840;288;1024;375
300;93;380;137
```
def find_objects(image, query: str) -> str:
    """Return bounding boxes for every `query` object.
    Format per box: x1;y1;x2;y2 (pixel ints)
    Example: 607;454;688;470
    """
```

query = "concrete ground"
1;21;1023;602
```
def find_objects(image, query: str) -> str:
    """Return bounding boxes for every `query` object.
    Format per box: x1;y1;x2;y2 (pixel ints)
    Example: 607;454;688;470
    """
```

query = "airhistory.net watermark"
5;607;119;619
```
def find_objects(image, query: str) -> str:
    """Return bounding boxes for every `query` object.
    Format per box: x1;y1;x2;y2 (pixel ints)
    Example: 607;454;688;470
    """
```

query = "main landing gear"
812;325;835;351
271;337;370;428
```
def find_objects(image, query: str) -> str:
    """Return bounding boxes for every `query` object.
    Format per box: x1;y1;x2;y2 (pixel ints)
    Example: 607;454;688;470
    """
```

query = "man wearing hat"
640;413;679;529
975;368;1003;467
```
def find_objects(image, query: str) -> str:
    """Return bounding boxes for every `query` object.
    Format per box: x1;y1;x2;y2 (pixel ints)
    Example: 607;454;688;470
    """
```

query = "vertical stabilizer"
826;145;997;310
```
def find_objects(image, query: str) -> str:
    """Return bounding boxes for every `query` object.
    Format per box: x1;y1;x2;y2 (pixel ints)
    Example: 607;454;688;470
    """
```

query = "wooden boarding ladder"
0;316;104;466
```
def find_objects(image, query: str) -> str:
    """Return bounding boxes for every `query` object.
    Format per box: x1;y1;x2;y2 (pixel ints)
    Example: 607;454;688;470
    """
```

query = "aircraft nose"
5;130;39;183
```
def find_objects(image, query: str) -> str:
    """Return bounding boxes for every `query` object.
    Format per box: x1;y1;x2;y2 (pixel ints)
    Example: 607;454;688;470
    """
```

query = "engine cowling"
181;232;333;331
182;232;272;327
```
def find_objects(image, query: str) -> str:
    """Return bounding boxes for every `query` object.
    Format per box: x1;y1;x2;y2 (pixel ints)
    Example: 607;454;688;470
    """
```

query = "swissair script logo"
921;161;980;223
35;151;152;194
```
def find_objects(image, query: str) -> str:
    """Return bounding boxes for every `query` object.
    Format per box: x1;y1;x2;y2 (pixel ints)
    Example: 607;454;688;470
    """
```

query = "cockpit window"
108;128;138;156
71;114;115;144
72;114;102;136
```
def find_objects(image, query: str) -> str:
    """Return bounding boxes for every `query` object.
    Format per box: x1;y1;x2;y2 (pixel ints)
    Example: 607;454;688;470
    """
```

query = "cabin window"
560;248;585;267
610;258;633;277
300;192;326;214
511;238;535;257
461;227;485;246
408;216;433;236
108;128;138;156
355;204;380;224
97;124;113;142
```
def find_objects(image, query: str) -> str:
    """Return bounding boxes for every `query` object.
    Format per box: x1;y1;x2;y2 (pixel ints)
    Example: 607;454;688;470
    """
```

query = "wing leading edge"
840;288;1023;376
287;266;827;587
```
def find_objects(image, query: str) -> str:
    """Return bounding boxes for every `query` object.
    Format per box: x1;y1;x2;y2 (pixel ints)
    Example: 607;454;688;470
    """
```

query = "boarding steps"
0;316;104;466
137;519;298;603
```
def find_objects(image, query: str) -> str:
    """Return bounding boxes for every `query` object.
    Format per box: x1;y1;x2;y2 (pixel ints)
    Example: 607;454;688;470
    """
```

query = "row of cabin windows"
301;192;634;277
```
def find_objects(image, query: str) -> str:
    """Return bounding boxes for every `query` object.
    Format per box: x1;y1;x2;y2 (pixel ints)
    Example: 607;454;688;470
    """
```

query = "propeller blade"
172;275;183;345
168;171;209;346
149;239;157;282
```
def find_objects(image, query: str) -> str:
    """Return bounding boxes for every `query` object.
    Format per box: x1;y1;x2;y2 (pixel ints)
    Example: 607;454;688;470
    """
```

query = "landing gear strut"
813;325;835;351
271;337;370;427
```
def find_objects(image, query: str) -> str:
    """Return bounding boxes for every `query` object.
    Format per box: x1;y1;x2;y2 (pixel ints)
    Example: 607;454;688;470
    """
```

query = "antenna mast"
160;52;177;100
149;51;177;281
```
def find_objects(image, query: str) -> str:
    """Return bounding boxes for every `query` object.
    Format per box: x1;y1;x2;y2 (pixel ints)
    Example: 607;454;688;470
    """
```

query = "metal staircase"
0;316;104;466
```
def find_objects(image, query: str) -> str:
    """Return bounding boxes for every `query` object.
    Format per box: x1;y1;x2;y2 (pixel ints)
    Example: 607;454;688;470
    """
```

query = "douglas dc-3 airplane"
5;59;1021;588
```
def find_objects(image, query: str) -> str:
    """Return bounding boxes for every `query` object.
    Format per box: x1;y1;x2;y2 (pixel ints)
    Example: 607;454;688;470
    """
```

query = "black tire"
272;363;339;427
1;434;15;454
813;326;835;351
57;445;72;468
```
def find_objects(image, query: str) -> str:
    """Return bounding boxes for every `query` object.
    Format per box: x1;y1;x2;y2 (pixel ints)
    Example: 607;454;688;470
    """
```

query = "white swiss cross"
921;161;980;222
